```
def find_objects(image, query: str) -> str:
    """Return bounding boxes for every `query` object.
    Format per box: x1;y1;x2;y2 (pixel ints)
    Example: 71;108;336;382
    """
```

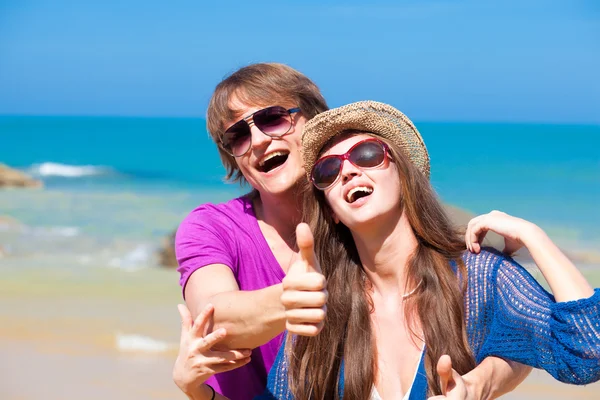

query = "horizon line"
0;113;599;127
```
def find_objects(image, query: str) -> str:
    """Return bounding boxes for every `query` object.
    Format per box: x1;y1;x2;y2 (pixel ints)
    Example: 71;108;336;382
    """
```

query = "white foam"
116;333;174;353
108;244;153;271
47;226;80;237
24;225;81;238
28;162;114;178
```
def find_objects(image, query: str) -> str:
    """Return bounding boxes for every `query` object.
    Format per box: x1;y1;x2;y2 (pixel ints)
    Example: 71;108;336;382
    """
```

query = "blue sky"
1;0;598;123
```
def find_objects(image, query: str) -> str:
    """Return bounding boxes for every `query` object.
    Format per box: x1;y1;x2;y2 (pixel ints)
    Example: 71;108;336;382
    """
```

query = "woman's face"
225;95;307;197
318;134;403;230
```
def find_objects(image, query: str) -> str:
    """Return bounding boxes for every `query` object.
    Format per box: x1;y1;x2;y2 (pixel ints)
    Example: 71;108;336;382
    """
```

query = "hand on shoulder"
466;210;544;255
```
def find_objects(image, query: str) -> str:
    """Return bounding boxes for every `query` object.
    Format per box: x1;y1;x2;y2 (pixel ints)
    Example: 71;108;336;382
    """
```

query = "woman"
268;101;599;399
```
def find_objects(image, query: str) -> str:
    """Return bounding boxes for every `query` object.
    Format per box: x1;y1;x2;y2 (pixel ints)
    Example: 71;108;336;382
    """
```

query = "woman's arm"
174;303;251;399
465;210;594;301
184;384;229;400
465;211;600;384
430;355;531;400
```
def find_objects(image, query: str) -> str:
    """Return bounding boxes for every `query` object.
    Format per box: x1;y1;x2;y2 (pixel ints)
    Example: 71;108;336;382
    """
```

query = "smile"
258;151;290;173
346;186;373;203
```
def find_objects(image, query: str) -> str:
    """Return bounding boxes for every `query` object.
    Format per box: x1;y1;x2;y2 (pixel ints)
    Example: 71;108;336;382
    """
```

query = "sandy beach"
1;261;598;400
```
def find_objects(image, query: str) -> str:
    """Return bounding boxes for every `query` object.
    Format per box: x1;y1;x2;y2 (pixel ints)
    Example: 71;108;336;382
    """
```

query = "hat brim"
302;101;430;181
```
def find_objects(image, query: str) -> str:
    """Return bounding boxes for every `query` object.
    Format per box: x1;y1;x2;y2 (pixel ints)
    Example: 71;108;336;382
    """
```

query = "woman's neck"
353;212;419;298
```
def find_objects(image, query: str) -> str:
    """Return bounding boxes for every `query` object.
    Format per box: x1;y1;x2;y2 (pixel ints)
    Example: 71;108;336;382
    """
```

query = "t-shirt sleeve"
476;250;600;384
175;205;238;295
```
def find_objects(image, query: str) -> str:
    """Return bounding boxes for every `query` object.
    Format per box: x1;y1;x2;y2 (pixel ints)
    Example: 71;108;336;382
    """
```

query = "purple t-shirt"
176;195;285;400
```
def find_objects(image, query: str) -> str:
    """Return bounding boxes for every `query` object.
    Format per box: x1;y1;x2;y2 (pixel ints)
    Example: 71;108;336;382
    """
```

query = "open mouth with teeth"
346;186;373;203
258;151;290;173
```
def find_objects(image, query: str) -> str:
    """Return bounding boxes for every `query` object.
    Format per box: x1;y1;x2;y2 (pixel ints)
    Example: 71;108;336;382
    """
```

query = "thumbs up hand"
428;355;468;400
280;223;328;336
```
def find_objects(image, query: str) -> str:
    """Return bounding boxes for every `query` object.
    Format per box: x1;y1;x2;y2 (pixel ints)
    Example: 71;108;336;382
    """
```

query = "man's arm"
184;264;286;350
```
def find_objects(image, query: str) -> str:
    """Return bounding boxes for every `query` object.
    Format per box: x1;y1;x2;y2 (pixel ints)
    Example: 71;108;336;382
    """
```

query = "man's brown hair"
206;63;328;183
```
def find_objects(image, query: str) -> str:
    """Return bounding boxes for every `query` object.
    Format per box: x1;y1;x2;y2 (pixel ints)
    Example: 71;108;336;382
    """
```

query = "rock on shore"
0;164;42;188
158;231;177;268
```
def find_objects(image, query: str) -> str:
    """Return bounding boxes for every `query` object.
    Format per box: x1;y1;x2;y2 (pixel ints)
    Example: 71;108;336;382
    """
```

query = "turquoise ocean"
1;115;599;270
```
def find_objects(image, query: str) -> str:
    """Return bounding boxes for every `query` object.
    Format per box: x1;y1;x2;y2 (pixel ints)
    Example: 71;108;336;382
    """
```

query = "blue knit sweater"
257;248;600;399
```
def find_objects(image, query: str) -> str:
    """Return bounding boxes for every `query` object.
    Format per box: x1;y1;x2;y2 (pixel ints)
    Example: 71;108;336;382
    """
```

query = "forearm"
523;225;594;302
463;357;532;400
195;284;286;349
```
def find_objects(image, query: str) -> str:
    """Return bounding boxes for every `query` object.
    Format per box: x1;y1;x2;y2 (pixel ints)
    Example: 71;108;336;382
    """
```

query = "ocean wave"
0;222;80;238
30;226;80;237
27;162;116;178
116;333;175;353
108;244;153;271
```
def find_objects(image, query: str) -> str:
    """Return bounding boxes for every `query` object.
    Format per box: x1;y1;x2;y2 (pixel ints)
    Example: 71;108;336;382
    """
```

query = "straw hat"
301;101;430;179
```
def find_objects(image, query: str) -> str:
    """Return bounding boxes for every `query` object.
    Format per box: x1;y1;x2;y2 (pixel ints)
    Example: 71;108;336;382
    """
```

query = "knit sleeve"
473;250;600;384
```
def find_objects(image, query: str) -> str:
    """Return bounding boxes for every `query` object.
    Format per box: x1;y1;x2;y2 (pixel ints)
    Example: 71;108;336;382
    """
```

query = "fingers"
210;357;252;374
207;348;252;362
282;271;327;292
281;289;328;337
195;326;228;351
191;303;215;337
281;286;328;309
178;304;193;343
286;320;324;337
466;215;487;254
296;223;321;273
285;306;327;324
436;354;453;395
188;331;253;369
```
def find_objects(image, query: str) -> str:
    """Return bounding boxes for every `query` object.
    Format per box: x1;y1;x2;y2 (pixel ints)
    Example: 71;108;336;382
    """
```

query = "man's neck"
252;188;303;246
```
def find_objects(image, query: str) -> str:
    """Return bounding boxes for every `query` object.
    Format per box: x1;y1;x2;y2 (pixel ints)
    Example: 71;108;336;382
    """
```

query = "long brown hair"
288;133;475;399
206;63;328;184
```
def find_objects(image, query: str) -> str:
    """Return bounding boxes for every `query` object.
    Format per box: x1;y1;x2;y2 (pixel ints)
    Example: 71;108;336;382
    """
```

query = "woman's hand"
173;303;252;397
428;355;469;400
428;355;531;400
281;223;328;336
465;210;539;255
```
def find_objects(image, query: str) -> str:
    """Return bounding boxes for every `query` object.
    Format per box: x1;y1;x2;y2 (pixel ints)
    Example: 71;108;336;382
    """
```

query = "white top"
369;347;425;400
